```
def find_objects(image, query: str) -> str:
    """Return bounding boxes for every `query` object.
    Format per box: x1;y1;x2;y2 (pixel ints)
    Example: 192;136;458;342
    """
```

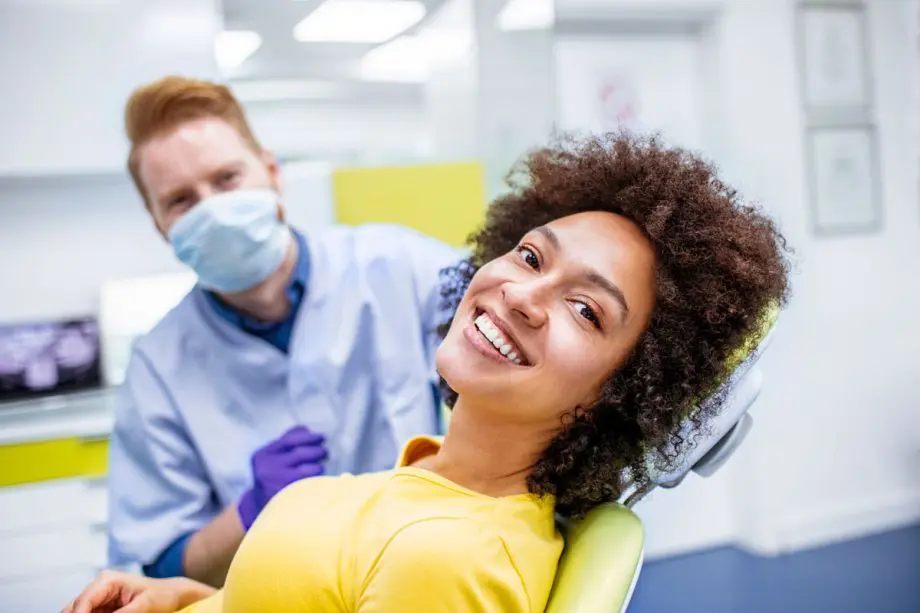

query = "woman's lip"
472;307;529;365
464;308;531;367
462;322;524;366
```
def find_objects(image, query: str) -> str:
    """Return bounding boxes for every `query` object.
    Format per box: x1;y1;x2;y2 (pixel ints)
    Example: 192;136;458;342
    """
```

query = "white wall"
423;0;481;162
739;0;920;555
422;0;558;198
473;0;558;198
0;0;221;176
243;99;431;164
0;175;185;323
557;0;920;558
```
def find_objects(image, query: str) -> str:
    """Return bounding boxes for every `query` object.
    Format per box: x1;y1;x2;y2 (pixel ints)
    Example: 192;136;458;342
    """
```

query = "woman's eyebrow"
584;270;629;315
535;225;560;249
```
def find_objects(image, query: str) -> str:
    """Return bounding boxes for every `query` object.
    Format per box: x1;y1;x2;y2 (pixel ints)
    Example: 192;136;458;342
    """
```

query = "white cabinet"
0;478;110;612
0;568;98;613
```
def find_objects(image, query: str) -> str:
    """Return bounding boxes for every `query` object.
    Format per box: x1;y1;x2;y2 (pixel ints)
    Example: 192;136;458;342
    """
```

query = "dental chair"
544;307;779;613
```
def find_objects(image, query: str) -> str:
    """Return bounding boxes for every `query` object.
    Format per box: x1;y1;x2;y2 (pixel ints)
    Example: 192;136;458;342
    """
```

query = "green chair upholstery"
545;504;644;613
544;306;780;612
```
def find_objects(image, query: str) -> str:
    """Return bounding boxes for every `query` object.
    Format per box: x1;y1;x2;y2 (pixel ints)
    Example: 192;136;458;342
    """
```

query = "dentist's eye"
516;245;540;269
574;301;601;329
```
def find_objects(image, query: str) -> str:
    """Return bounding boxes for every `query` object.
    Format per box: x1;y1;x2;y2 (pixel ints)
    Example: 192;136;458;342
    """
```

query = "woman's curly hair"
436;131;791;518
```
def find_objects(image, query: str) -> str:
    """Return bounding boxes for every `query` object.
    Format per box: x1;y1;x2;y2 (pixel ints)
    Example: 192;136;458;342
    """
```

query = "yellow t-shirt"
181;436;563;613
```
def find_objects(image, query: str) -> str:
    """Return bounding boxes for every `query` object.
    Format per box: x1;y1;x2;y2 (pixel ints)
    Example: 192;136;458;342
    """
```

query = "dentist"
106;75;462;588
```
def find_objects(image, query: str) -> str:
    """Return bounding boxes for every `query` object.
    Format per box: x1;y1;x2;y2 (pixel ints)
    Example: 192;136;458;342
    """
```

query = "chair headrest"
645;304;780;487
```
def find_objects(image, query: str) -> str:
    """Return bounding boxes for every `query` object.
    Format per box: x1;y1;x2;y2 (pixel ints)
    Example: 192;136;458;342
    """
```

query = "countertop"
0;389;115;445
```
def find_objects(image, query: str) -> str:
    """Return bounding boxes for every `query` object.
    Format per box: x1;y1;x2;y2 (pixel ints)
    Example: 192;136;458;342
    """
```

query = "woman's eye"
574;301;601;329
516;246;539;269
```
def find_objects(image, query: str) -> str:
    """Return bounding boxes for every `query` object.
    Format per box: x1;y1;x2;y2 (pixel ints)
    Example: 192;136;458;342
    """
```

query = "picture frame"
797;2;871;110
805;125;882;236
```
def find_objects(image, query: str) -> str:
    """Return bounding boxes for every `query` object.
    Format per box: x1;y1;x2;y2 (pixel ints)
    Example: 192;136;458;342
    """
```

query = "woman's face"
437;211;656;428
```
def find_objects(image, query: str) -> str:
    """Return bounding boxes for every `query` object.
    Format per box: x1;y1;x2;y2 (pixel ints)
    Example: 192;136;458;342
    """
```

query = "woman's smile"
461;308;532;367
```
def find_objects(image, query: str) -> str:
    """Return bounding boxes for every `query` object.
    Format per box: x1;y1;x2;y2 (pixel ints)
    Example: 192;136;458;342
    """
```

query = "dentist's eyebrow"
536;225;630;315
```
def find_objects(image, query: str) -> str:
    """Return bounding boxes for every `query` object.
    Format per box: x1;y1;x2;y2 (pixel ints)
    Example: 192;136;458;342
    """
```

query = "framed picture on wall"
798;3;871;110
806;125;882;235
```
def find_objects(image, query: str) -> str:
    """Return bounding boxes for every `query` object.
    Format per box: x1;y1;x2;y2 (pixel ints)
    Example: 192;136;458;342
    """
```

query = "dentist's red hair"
123;75;262;206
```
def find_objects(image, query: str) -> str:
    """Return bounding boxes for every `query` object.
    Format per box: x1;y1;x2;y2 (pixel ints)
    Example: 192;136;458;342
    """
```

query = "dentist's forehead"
139;118;252;198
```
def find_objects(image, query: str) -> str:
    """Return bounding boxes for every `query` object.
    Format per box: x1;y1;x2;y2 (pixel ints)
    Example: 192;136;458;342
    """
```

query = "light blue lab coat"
106;223;464;568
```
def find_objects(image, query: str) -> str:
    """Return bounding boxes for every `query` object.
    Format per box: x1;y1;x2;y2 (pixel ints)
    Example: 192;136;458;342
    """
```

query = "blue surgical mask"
167;188;289;293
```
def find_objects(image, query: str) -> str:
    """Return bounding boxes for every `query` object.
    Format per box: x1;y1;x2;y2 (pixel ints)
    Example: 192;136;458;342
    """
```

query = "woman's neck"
422;397;557;498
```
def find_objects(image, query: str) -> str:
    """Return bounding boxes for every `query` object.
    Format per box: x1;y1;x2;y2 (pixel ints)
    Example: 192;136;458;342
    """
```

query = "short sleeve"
106;351;219;568
357;518;531;613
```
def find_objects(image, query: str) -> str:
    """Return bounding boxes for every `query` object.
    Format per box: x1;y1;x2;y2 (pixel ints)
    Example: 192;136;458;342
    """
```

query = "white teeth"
474;313;524;365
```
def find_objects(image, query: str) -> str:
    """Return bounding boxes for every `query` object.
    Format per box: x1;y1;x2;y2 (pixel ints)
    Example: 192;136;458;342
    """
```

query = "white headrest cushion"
646;321;777;483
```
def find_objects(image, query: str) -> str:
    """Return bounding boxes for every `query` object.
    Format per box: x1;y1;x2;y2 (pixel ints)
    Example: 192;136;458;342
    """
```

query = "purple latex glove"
237;426;327;530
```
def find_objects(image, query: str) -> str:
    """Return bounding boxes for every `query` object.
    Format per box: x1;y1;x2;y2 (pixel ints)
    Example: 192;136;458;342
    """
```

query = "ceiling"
218;0;449;83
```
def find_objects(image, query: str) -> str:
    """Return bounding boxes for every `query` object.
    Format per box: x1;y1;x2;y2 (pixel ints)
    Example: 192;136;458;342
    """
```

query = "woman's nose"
501;281;549;327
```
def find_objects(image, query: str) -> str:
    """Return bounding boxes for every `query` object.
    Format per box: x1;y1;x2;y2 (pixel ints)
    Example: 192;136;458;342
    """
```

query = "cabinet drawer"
0;566;97;613
0;526;106;579
0;436;108;487
0;477;108;533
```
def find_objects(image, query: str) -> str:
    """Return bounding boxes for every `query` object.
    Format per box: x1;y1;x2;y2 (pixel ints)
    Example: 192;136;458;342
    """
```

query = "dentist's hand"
237;426;327;530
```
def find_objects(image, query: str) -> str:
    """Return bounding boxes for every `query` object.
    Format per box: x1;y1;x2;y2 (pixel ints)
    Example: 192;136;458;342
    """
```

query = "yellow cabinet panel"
332;161;487;248
0;437;109;487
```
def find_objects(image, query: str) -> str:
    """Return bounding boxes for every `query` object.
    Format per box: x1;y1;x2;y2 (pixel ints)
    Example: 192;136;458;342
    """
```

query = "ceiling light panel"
293;0;427;43
214;30;263;70
496;0;554;31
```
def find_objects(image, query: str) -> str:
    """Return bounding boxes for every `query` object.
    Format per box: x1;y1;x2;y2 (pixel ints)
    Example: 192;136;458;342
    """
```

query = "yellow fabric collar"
395;435;444;468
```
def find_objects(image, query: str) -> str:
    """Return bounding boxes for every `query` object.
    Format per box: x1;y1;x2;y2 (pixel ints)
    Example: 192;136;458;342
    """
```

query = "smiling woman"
437;131;791;517
64;131;791;613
